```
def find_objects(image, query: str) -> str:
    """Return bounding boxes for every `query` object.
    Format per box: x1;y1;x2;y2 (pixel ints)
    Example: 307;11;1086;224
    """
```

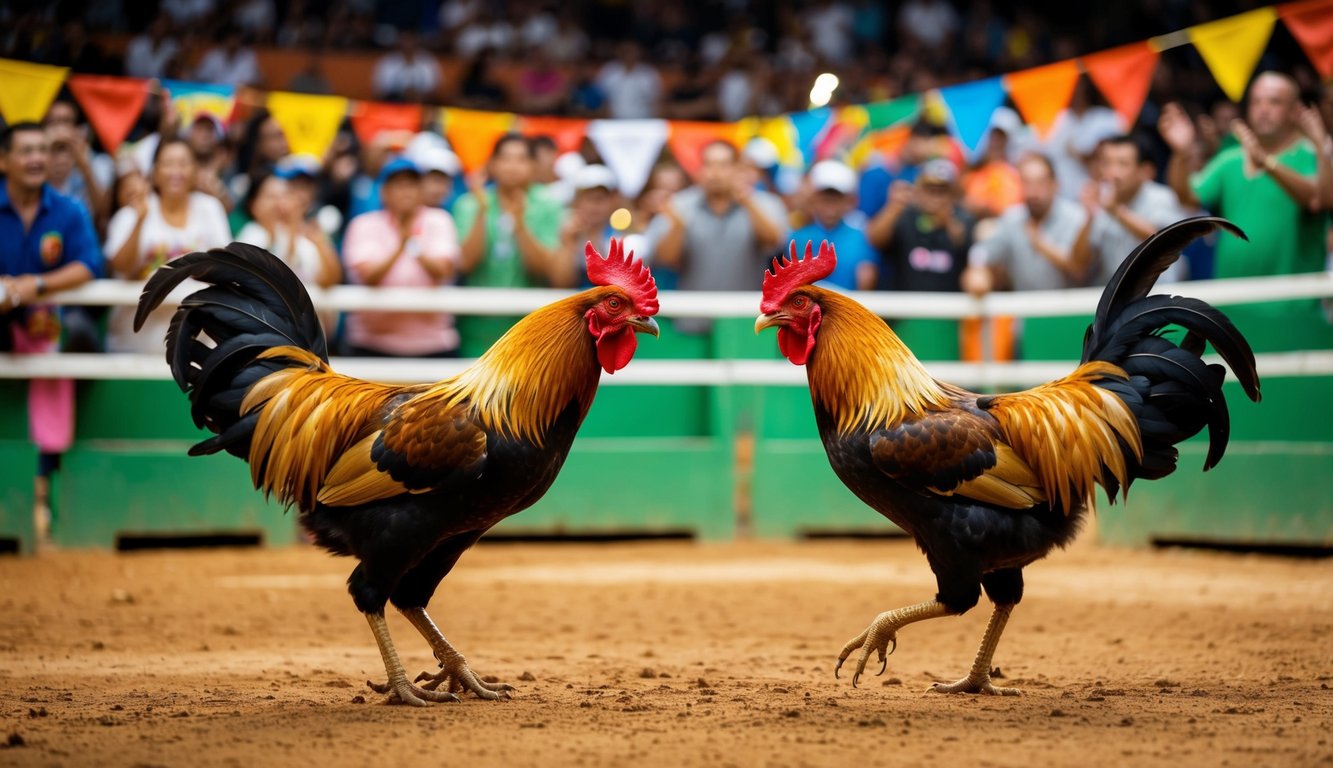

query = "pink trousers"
11;311;74;454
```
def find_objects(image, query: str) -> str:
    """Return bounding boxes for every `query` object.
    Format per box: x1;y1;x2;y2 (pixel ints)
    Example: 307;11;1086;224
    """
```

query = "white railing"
2;272;1330;388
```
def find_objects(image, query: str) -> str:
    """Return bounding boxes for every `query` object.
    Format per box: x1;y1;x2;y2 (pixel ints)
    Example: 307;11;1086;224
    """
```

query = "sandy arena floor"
0;537;1330;767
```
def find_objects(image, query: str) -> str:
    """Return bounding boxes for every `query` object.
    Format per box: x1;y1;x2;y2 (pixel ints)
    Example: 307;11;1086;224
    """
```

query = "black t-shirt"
878;205;975;292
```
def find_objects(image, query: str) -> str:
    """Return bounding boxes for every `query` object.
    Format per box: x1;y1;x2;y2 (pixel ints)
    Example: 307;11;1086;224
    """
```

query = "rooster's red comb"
761;240;836;313
586;239;659;315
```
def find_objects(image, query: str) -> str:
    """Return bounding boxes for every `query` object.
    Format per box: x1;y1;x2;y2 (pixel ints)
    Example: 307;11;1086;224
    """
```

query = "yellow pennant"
266;91;349;159
1188;8;1278;102
0;58;69;124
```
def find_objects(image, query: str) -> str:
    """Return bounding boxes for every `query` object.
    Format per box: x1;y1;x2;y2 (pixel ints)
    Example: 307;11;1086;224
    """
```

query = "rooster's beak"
755;313;784;334
628;316;660;337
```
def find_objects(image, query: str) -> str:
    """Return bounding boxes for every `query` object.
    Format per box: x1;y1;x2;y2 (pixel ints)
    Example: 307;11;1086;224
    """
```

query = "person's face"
5;129;50;191
188;121;220;158
533;146;558;184
574;187;614;225
44;102;78;132
700;144;737;196
47;138;74;180
1097;143;1142;197
381;172;422;216
421;170;452;207
251;176;292;226
652;166;688;195
259;117;289;162
287;175;316;213
1247;74;1298;141
915;180;954;217
153;143;197;199
1018;159;1055;218
810;189;851;228
116;171;148;209
489;141;533;189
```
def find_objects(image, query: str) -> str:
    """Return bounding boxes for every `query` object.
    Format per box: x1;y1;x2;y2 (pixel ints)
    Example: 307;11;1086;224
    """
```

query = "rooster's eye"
607;297;622;311
793;297;807;309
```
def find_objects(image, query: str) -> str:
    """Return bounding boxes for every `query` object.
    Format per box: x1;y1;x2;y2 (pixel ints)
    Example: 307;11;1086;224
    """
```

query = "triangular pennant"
863;94;921;131
937;77;1009;158
813;105;869;162
846;124;912;170
442;107;518;174
266;91;348;159
666;121;740;179
1280;0;1333;79
789;107;833;166
349;101;423;147
0;58;68;124
586;119;669;197
66;75;149;154
735;116;800;166
1082;42;1160;127
518;115;590;155
1188;7;1278;102
161;79;235;127
1004;60;1081;140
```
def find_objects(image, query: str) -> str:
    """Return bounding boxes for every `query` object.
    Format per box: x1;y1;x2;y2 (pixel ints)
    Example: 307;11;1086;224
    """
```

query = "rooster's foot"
929;673;1020;696
366;677;461;706
414;654;514;700
835;599;952;688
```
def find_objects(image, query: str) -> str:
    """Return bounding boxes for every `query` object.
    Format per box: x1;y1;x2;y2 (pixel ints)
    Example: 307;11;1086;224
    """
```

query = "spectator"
1159;71;1333;285
1072;134;1188;287
186;114;234;210
454;7;515;58
373;30;443;103
43;98;113;228
457;50;509;110
961;152;1089;296
515;50;569;115
124;13;180;80
1043;78;1125;201
453;134;564;350
0;122;102;546
412;146;462;210
230;110;290;208
597;42;662;120
791;160;877;290
236;171;341;290
529;135;559;186
342;158;461;358
161;0;215;26
805;0;855;65
857;120;945;220
868;158;974;291
961;108;1024;220
193;27;261;87
104;137;231;353
898;0;960;51
555;164;619;288
644;139;787;334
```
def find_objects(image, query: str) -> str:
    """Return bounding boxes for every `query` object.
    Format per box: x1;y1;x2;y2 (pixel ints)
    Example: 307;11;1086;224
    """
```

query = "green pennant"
864;94;921;132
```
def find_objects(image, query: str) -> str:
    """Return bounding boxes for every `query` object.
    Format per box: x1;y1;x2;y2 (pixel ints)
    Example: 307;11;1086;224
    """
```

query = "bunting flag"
1188;7;1279;101
66;75;149;154
735;116;801;166
443;107;518;173
586;119;669;198
864;94;921;132
788;107;833;165
518;115;590;155
0;58;69;124
666;120;740;178
1280;0;1333;79
349;101;423;147
1005;60;1080;140
938;76;1009;158
266;91;348;159
814;105;869;162
161;79;235;126
1082;42;1160;127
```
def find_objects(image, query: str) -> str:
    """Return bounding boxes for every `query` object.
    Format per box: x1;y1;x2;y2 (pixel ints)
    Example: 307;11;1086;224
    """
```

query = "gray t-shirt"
979;197;1088;291
1087;180;1187;286
643;186;789;291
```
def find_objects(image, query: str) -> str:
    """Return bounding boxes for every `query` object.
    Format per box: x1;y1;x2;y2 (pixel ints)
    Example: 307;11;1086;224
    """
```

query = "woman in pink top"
342;157;461;357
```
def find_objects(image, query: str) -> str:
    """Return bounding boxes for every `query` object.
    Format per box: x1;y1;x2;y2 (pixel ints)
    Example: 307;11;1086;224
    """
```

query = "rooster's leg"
929;603;1020;696
400;607;515;700
835;599;952;687
363;612;461;706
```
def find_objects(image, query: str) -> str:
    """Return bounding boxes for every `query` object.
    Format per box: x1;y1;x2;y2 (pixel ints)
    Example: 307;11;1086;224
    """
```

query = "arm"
107;203;148;277
1294;104;1333;211
1158;102;1202;209
1027;217;1087;282
302;220;343;287
455;186;489;275
866;180;913;249
416;211;458;285
505;192;560;283
1233;119;1320;210
345;216;408;287
550;214;584;289
1;261;95;311
737;186;785;252
648;205;686;270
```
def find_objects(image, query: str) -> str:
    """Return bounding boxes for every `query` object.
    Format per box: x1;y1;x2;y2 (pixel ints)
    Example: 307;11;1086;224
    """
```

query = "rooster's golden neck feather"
805;289;952;433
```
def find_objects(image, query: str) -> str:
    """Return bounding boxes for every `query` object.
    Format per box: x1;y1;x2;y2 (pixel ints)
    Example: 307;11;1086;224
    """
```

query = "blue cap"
377;156;421;184
275;153;321;181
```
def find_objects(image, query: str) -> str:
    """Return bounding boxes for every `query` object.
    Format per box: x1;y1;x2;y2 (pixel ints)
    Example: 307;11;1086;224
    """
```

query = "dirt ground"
0;538;1330;768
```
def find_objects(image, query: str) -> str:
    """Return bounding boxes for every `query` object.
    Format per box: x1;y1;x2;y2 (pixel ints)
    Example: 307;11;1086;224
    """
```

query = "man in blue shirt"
791;160;877;290
0;121;102;547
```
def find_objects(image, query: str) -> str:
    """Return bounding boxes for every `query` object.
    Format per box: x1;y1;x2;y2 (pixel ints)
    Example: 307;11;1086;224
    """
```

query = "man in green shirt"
1160;71;1332;283
453;133;564;354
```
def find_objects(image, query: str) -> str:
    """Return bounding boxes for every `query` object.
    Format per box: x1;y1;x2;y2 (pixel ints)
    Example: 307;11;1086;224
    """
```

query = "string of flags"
0;0;1329;197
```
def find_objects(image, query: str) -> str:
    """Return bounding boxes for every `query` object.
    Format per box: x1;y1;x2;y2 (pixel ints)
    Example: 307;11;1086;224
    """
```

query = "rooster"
755;218;1260;695
136;239;659;706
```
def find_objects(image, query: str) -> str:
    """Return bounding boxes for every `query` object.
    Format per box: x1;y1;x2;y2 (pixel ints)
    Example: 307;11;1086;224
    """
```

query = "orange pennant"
666;121;740;179
1082;42;1160;128
349;101;423;147
442;108;517;173
518;115;589;155
66;75;149;154
1280;0;1333;79
1004;60;1081;140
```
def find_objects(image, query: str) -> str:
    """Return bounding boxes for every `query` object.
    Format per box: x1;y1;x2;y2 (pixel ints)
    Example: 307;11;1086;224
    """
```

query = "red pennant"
518;115;589;155
666;121;740;180
66;75;149;155
1280;0;1333;79
1082;42;1160;128
348;101;424;146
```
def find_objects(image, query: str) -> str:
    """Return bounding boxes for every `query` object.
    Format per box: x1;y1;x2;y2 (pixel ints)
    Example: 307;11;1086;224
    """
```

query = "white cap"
988;106;1024;136
807;160;857;195
743;137;780;169
405;131;450;158
414;146;461;177
573;164;618;192
554;151;587;181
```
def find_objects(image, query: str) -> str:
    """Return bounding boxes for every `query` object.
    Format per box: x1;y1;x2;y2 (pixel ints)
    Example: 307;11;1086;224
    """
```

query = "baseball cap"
807;160;857;195
414;146;461;177
743;137;780;170
377;156;421;183
573;164;617;192
919;158;958;185
275;153;321;181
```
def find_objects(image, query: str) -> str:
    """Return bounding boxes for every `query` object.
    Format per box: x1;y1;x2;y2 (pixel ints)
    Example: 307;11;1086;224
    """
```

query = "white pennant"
586;119;669;198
